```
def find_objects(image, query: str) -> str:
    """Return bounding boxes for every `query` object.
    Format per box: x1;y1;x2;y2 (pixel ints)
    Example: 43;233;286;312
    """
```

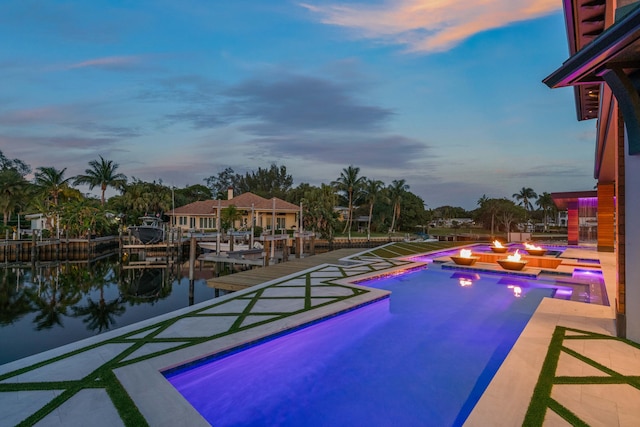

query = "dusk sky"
0;0;596;210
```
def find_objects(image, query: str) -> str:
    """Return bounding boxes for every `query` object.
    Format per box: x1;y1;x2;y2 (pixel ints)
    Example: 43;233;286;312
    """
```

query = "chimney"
227;187;234;200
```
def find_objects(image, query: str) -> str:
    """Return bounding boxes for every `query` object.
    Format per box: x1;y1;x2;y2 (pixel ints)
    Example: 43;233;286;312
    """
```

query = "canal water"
0;257;225;365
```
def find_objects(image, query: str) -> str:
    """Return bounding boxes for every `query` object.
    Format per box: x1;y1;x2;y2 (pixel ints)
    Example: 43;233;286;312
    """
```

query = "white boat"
129;216;165;244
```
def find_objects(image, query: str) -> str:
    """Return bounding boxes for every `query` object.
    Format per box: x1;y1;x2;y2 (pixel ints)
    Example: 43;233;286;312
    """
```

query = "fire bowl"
450;256;479;266
490;246;508;253
497;259;528;271
524;248;547;256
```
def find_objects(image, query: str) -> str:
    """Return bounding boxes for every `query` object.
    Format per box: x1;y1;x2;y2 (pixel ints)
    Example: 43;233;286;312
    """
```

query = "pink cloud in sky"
67;55;143;70
301;0;561;52
0;107;63;125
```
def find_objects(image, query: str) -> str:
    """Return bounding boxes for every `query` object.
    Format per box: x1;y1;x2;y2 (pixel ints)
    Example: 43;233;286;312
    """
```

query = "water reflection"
0;268;32;325
119;268;172;304
0;257;222;365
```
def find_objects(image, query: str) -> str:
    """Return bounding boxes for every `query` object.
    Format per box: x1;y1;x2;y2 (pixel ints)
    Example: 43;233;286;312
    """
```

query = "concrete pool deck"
1;243;638;426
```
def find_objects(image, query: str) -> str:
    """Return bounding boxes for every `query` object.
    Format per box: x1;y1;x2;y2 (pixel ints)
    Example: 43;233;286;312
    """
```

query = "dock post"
188;236;197;280
31;233;37;261
264;238;270;267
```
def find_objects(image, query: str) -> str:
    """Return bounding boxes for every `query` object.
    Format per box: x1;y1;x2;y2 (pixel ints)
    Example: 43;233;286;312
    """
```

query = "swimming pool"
165;263;588;426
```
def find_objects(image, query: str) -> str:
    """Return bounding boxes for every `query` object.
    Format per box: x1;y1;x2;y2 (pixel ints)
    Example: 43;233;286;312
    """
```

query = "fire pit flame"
507;249;522;262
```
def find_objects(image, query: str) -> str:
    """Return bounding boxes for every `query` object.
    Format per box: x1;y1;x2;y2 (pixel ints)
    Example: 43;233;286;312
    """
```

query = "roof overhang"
544;3;640;155
562;0;608;120
544;5;640;88
551;190;598;210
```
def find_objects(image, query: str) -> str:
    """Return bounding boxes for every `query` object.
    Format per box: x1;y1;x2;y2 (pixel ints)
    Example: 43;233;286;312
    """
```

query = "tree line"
1;150;559;240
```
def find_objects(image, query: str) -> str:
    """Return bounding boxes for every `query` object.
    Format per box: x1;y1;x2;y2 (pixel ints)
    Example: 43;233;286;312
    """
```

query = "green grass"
523;326;640;426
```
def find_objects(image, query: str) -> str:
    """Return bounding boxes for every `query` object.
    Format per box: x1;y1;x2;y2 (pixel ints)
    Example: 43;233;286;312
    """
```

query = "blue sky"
0;0;595;210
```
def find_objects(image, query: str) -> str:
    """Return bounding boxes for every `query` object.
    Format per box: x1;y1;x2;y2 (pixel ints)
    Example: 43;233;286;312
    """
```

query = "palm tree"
34;166;73;206
362;178;386;240
73;156;127;205
0;169;30;226
388;179;409;233
512;187;537;212
221;204;242;231
331;165;365;239
512;187;537;230
536;192;555;232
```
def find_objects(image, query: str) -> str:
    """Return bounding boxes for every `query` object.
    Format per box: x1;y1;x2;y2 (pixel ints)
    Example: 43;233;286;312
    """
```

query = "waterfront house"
544;0;640;342
168;189;300;233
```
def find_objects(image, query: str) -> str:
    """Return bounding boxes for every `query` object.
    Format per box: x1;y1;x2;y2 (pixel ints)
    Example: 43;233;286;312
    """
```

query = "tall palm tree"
73;156;127;205
34;166;73;206
536;192;555;231
512;187;537;212
362;178;386;240
331;165;365;238
513;187;537;231
388;179;409;233
477;194;489;208
0;169;30;226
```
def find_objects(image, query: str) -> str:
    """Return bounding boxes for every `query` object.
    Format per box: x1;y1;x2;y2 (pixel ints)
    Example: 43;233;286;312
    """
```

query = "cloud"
222;73;392;133
0;107;65;125
301;0;560;52
154;71;393;133
138;75;221;104
68;122;142;138
0;0;136;44
508;163;590;179
66;55;146;71
246;133;430;168
0;134;118;151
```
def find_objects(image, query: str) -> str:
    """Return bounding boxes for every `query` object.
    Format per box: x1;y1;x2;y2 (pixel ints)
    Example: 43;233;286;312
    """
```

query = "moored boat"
129;216;165;244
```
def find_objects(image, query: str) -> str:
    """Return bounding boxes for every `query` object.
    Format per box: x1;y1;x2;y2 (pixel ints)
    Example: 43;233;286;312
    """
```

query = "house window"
179;216;187;226
277;217;286;229
199;218;215;229
190;217;196;228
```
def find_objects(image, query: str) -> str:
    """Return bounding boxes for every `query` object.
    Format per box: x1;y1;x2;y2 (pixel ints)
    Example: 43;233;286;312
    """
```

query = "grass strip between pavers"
523;326;566;426
524;326;640;426
103;370;149;427
2;241;465;425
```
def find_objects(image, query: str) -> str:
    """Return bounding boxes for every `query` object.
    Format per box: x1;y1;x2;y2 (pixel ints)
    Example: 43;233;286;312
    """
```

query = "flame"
524;242;542;250
493;240;504;248
506;249;522;262
460;249;472;258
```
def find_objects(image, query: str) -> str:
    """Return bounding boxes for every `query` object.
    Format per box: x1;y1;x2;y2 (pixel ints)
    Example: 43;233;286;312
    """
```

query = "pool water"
166;265;569;426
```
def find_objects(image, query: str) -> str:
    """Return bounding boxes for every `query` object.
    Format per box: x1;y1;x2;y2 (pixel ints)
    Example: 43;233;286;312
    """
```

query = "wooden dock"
207;248;364;291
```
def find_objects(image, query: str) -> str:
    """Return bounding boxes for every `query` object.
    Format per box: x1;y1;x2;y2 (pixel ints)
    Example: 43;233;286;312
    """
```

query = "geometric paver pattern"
525;327;640;427
0;242;437;427
5;241;635;427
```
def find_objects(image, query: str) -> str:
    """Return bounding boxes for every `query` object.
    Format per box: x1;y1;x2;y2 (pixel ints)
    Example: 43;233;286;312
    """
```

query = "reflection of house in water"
552;191;599;245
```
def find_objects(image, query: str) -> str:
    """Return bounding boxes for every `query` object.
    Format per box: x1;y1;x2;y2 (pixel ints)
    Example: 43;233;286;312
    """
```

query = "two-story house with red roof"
168;189;300;233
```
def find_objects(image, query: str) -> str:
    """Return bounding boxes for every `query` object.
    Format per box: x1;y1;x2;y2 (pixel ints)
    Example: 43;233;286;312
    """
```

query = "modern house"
544;0;640;342
167;189;300;233
551;190;598;245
